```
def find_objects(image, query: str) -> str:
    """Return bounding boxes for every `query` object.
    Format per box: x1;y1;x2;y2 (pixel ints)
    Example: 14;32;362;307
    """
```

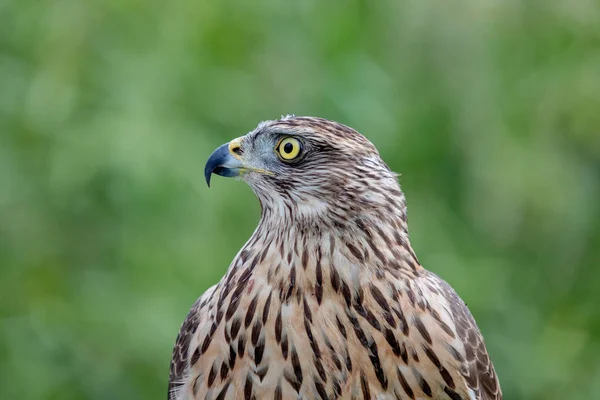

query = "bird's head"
205;116;407;229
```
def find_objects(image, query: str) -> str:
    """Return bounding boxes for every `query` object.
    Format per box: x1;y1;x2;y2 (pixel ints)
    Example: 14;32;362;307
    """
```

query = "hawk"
168;116;502;400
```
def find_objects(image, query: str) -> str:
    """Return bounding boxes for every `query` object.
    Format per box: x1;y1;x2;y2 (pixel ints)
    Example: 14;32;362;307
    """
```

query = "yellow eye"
277;137;302;161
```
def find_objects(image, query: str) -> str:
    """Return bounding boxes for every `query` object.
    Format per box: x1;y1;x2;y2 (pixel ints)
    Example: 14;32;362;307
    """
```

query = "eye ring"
276;137;302;161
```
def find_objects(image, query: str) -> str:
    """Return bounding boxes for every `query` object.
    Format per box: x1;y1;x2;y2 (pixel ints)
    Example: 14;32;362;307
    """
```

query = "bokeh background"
1;0;600;399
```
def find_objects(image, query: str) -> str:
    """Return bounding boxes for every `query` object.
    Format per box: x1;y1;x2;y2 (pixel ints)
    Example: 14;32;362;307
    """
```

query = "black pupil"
283;142;294;154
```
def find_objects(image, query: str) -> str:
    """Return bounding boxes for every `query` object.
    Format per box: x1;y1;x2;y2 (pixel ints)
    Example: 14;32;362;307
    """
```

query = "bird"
168;116;502;400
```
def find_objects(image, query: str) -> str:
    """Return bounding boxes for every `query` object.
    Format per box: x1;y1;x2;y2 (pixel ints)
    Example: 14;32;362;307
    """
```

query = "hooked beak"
204;139;244;187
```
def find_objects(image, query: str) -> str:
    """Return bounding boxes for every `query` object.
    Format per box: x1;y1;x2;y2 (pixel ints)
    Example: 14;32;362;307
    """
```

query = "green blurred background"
1;0;599;399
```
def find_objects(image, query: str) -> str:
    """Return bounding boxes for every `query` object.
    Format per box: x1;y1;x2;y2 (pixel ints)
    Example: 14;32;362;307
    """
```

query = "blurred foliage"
1;0;600;399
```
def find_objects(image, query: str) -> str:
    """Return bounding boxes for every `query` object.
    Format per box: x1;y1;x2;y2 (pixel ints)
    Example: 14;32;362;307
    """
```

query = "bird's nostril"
231;145;243;155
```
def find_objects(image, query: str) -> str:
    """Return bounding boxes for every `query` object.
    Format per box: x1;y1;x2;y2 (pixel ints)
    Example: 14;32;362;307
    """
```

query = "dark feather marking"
345;348;353;372
426;282;440;295
228;345;236;369
375;225;392;248
315;355;327;382
382;310;396;328
346;310;369;347
245;295;259;327
438;319;456;338
274;264;281;282
315;379;329;400
191;347;200;365
224;325;231;343
285;266;296;303
237;333;246;358
368;340;388;390
220;361;229;380
390;284;400;300
407;246;419;265
384;328;401;357
215;380;230;400
393;307;409;335
366;236;387;264
279;241;285;258
274;384;282;400
230;317;241;340
416;372;432;397
284;369;301;393
412;348;419;362
335;315;347;339
315;252;323;305
444;386;463;400
251;321;262;346
244;375;253;400
397;368;415;399
302;247;309;270
364;308;382;332
360;372;371;400
256;365;268;381
406;289;416;307
448;345;465;363
207;362;218;387
356;286;364;305
329;233;336;256
200;332;214;354
393;230;405;248
423;345;442;368
239;249;249;264
255;339;265;365
275;309;282;343
414;316;432;344
291;347;303;386
304;317;321;358
304;296;313;323
341;280;352;307
281;334;289;359
440;366;455;389
237;265;253;286
262;292;272;324
330;267;340;293
417;298;427;312
405;257;418;273
333;378;342;398
192;375;201;396
216;309;224;325
347;242;364;262
399;342;409;364
249;253;260;272
259;240;271;264
370;284;391;313
326;339;342;370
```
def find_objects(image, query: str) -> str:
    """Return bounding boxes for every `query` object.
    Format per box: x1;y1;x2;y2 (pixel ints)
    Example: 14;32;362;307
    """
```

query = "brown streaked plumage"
168;116;502;400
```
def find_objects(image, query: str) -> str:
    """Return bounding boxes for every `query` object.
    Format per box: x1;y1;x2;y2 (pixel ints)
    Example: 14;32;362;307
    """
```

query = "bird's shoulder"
420;271;502;400
168;284;217;400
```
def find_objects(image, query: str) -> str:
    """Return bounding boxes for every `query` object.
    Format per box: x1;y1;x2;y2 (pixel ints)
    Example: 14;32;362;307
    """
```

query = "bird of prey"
168;116;501;400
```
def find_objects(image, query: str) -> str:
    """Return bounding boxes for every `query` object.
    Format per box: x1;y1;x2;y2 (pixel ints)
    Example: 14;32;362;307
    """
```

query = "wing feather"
168;285;216;400
438;279;502;400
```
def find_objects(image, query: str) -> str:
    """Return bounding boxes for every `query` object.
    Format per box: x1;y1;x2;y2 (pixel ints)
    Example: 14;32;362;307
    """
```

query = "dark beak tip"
204;164;213;187
204;143;232;188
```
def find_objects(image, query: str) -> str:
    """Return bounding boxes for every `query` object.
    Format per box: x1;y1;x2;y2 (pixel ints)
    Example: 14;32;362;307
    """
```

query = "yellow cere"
277;137;301;161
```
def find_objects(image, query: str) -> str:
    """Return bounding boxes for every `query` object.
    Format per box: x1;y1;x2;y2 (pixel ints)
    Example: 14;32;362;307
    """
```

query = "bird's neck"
225;202;421;304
